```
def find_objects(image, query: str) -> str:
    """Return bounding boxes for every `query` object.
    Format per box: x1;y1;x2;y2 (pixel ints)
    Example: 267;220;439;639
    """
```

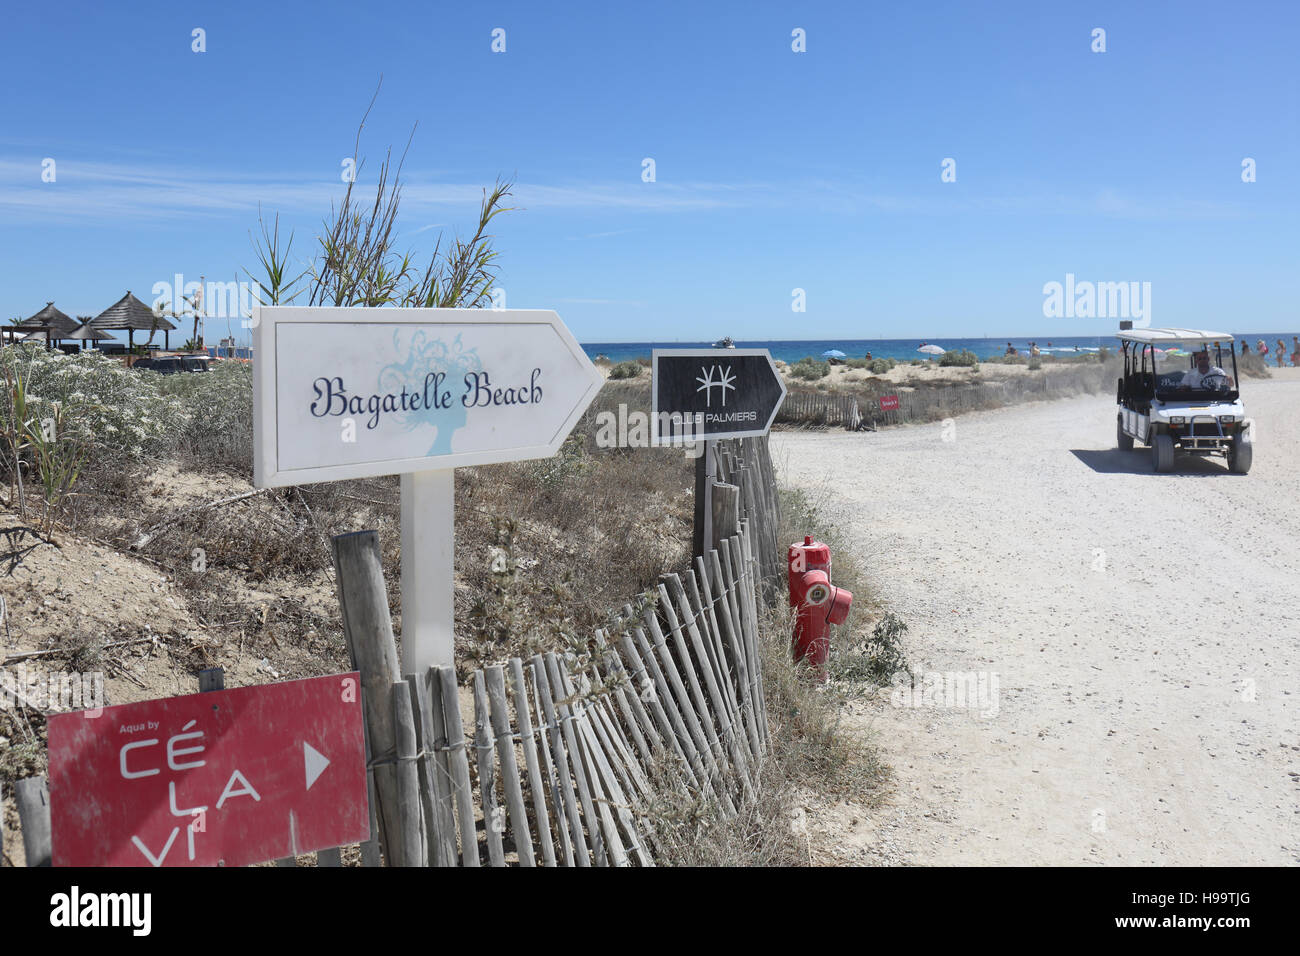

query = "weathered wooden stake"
390;680;424;866
331;530;402;867
15;776;51;867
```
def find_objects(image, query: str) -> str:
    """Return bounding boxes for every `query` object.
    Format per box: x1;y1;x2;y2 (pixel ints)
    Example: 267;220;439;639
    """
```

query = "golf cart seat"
1134;371;1156;401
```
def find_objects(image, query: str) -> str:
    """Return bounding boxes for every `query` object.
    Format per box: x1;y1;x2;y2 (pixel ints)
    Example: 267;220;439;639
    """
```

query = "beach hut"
90;291;177;351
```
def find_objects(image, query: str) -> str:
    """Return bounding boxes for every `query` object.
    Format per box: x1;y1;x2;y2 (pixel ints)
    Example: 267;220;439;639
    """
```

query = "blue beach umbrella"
821;349;847;359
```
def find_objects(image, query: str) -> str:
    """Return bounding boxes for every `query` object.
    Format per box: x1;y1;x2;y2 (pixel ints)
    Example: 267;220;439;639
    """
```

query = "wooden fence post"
390;680;424;867
485;663;535;866
434;665;480;867
692;440;717;558
331;530;403;868
15;776;51;867
711;482;740;551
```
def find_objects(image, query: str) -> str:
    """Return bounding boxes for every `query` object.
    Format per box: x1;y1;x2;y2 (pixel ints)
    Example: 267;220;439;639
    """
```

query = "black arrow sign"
651;349;787;442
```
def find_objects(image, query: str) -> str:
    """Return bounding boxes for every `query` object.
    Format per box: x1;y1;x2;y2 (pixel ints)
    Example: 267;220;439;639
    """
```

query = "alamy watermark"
1042;273;1150;326
891;670;999;718
2;663;104;717
149;273;262;323
593;404;705;459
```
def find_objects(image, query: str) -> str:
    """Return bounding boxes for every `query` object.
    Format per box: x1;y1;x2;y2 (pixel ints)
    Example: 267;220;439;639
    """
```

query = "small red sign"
48;673;368;867
879;394;900;411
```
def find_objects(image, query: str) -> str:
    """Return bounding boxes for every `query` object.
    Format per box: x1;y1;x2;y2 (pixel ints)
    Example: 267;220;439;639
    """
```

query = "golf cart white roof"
1117;328;1234;345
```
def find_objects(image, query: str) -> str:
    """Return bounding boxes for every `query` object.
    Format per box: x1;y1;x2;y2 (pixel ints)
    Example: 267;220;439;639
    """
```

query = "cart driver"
1181;348;1233;389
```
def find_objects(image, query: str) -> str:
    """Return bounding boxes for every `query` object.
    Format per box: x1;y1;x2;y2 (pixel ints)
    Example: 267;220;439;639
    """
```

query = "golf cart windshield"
1148;342;1239;402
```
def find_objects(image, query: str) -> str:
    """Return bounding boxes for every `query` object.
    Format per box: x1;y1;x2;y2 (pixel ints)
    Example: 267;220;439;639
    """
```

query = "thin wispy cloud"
0;157;1265;225
0;158;761;223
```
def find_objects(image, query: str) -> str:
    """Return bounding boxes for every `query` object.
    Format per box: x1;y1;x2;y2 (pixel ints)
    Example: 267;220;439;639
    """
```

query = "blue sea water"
581;334;1294;365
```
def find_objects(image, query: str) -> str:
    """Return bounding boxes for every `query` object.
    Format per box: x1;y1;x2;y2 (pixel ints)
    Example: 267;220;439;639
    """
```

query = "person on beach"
1291;336;1299;366
1181;349;1233;389
1005;342;1017;355
1241;340;1250;357
1257;339;1268;358
1029;342;1041;356
1277;339;1288;368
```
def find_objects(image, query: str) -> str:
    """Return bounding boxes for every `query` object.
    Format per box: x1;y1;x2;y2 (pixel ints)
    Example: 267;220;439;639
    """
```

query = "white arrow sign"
253;306;603;486
304;742;330;791
252;306;603;676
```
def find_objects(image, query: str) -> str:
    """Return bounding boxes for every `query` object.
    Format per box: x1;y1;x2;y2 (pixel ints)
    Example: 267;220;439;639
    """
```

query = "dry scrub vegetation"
1;102;893;862
2;358;894;865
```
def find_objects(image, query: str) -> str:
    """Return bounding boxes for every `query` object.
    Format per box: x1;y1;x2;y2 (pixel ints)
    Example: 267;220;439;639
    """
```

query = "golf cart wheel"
1152;434;1175;473
1117;416;1134;451
1229;428;1253;474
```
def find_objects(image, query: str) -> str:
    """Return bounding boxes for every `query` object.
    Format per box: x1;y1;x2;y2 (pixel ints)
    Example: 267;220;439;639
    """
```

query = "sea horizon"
579;333;1297;366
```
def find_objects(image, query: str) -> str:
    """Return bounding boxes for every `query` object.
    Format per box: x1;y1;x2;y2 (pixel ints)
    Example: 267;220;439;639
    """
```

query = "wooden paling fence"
775;391;863;430
12;438;784;868
335;519;772;867
712;435;783;603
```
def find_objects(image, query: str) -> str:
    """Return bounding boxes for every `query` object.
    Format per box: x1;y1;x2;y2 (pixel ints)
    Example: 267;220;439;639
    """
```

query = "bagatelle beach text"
310;369;544;430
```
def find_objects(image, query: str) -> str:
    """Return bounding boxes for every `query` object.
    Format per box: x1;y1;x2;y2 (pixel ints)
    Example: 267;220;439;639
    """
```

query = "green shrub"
938;348;979;368
789;357;830;380
0;344;185;459
868;357;896;374
1027;356;1043;370
156;359;254;469
830;612;912;686
608;361;642;380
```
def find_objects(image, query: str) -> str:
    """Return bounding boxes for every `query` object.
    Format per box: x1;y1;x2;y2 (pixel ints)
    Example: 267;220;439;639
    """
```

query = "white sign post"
252;306;603;674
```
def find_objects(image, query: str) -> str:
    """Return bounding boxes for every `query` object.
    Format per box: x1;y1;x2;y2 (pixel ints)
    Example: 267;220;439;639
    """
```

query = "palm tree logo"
696;364;736;407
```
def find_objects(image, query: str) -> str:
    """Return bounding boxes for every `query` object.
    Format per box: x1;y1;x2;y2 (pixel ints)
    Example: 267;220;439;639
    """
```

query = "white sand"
772;368;1300;865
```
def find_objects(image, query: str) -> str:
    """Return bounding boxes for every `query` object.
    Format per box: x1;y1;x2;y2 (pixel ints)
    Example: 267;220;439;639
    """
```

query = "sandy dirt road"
773;371;1300;865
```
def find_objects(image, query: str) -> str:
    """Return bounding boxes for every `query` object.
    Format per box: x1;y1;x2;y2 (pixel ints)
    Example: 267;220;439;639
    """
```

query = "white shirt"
1181;365;1227;388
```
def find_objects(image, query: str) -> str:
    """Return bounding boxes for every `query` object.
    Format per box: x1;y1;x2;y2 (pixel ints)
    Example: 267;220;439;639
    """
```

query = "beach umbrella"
917;344;945;355
91;291;178;350
821;349;847;359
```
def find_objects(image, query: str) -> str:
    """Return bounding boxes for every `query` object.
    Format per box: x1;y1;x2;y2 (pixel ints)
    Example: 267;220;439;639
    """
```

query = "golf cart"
1116;327;1251;474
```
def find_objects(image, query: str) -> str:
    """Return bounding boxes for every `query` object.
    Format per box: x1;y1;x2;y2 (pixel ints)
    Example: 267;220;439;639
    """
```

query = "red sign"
48;673;368;867
878;394;900;411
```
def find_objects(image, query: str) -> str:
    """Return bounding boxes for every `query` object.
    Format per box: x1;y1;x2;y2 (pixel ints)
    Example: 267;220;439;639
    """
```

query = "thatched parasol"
90;291;178;350
8;301;80;346
66;319;115;351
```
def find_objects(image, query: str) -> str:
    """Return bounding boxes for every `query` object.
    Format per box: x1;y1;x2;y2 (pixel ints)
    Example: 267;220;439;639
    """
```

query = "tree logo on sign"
379;329;482;455
696;365;736;407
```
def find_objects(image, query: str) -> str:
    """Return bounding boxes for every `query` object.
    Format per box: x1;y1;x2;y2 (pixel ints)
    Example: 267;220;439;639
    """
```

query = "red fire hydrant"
788;535;853;680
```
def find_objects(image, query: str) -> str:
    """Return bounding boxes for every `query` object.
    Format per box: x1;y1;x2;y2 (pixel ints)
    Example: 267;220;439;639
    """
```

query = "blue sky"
1;0;1296;344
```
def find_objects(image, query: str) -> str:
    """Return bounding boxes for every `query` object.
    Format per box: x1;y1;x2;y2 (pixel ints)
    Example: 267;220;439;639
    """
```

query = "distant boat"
712;336;736;348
